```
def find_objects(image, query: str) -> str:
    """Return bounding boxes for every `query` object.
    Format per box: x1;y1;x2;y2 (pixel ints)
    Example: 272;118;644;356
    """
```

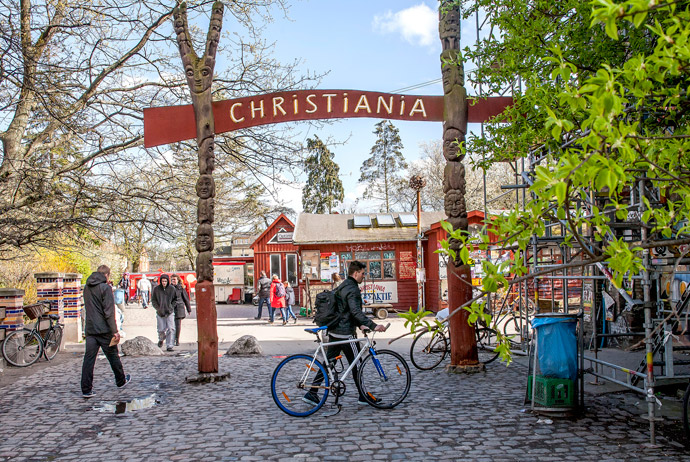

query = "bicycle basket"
23;303;48;320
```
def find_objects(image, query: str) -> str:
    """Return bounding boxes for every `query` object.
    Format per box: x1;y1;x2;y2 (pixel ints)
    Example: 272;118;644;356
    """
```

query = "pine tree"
359;120;408;212
301;136;344;214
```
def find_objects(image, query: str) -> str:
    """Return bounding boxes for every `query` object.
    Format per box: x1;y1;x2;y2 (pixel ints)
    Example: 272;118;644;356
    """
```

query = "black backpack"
313;286;344;328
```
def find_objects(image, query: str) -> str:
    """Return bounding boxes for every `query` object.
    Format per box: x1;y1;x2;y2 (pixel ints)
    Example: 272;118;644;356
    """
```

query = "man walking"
81;265;130;398
304;261;386;406
137;276;152;309
255;271;271;320
152;274;176;351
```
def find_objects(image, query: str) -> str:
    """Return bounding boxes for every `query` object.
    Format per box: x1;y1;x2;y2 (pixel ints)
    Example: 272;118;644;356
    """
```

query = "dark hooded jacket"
172;281;191;319
83;271;118;336
330;276;377;335
152;274;176;317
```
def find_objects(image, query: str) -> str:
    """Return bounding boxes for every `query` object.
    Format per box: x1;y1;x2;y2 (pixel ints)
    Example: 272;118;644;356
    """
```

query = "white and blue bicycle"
270;324;411;417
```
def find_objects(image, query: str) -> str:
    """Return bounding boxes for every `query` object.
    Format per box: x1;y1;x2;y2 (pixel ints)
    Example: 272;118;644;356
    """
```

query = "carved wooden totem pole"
439;1;480;371
174;1;223;373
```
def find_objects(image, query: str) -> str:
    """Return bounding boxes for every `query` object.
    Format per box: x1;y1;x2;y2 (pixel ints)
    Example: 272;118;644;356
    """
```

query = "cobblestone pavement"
1;349;689;461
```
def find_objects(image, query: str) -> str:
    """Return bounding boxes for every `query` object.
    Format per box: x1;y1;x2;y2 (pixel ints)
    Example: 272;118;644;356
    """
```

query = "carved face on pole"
199;136;215;174
185;62;214;95
196;224;214;252
443;128;463;161
442;62;465;92
444;190;465;219
196;252;214;283
196;175;215;199
198;198;214;224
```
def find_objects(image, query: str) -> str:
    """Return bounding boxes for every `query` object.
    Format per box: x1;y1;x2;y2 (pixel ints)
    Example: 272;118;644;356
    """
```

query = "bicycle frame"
306;333;377;387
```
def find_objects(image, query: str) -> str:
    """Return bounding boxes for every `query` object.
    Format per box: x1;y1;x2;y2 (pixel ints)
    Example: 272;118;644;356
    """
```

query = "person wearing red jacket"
268;274;285;325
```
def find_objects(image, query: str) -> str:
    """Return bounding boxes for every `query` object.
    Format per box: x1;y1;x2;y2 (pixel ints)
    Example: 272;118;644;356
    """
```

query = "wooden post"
173;1;223;373
439;1;481;371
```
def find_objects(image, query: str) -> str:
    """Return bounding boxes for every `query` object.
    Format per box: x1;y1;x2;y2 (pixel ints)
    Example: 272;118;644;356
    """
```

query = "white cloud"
373;4;438;48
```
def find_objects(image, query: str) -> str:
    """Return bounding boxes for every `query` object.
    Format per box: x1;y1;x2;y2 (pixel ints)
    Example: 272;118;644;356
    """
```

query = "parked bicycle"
2;303;63;367
487;291;534;338
409;321;499;370
271;324;410;417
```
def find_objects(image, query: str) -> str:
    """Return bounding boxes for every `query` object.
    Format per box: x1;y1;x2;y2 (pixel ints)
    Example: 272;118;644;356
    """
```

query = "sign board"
144;90;512;148
399;251;416;280
213;264;243;285
361;281;398;304
268;229;293;244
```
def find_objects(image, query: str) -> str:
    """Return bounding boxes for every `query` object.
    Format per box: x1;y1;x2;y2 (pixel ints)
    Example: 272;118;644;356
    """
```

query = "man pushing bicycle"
303;260;387;406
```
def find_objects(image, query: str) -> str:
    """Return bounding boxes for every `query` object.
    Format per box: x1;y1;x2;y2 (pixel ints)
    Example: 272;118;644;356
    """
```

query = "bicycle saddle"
48;314;59;320
304;326;328;334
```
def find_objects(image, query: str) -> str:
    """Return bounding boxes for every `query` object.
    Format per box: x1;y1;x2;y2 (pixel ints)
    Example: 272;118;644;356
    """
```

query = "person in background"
255;271;271;320
137;276;152;309
268;274;285;325
331;273;343;290
81;265;130;398
170;274;191;346
151;274;176;352
282;281;297;324
113;283;126;313
118;273;130;305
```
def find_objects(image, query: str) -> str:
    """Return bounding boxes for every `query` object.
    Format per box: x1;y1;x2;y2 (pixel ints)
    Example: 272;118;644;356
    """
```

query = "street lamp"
409;175;426;313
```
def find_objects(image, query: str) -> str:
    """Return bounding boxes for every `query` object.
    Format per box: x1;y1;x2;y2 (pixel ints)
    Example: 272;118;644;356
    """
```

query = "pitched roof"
293;211;446;244
250;213;295;249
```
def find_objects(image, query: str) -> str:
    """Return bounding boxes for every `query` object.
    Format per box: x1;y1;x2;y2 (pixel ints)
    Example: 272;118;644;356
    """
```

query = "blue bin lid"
531;313;578;328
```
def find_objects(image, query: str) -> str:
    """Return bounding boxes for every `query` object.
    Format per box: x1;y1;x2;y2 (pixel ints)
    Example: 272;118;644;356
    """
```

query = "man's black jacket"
330;276;377;336
83;271;118;336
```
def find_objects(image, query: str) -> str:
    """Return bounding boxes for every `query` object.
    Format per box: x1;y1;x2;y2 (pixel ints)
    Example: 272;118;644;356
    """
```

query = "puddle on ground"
93;394;159;414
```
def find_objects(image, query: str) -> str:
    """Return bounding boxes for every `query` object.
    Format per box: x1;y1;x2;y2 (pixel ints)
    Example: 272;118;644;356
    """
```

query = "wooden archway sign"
162;1;509;374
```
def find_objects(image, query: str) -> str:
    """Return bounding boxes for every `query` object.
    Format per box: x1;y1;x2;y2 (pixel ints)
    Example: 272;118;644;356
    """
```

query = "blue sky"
261;1;479;213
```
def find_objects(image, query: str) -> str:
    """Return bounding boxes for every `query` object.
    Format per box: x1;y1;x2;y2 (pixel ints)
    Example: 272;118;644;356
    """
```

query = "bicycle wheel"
2;329;42;367
43;326;62;361
475;327;500;365
358;349;411;409
271;354;329;417
503;315;528;338
410;328;448;370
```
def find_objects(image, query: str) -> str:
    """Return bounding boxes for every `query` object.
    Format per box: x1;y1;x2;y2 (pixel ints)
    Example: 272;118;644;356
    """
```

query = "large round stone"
225;335;263;356
121;336;164;356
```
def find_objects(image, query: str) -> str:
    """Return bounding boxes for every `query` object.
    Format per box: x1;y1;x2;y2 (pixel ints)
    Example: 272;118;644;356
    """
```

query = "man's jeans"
140;290;150;307
257;297;269;318
156;312;175;348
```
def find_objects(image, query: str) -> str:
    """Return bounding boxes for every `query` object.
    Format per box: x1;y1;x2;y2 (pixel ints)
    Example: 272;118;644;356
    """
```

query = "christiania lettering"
228;92;427;124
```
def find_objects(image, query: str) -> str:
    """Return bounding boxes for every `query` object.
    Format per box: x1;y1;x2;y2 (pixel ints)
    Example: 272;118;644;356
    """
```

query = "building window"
352;251;396;281
270;254;281;280
286;254;298;286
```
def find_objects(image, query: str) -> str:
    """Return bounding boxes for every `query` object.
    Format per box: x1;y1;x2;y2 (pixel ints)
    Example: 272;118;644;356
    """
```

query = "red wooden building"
291;211;446;313
250;214;300;302
250;210;506;313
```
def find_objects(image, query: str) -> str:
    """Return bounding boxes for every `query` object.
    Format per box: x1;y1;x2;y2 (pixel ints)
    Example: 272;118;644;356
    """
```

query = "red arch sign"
143;89;511;148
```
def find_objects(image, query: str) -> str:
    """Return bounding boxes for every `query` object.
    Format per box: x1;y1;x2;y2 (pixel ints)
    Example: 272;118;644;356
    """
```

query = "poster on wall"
213;265;244;285
301;250;320;280
361;281;398;304
399;250;416;280
320;252;339;282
